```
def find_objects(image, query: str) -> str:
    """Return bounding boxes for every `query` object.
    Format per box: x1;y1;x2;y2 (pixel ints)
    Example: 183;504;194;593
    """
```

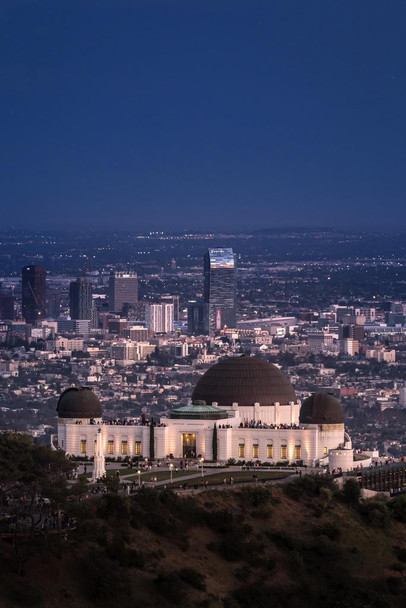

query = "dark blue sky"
1;1;405;231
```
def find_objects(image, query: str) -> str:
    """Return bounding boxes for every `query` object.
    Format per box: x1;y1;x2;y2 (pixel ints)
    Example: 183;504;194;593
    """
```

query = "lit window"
108;440;114;455
295;445;301;459
121;441;128;455
323;446;328;455
267;444;273;459
80;439;87;454
135;441;142;455
238;443;245;458
280;444;287;459
252;444;259;458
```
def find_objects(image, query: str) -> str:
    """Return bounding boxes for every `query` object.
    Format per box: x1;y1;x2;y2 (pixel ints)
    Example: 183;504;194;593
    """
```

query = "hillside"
1;476;406;608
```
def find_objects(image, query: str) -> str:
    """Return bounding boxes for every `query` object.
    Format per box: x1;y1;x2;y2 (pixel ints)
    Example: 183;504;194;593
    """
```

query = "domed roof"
299;392;343;425
191;356;296;406
57;387;102;419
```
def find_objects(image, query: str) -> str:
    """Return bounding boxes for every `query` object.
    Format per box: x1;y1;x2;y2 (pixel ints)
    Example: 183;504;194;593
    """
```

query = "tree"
0;432;74;573
212;423;218;461
149;418;155;460
342;478;361;508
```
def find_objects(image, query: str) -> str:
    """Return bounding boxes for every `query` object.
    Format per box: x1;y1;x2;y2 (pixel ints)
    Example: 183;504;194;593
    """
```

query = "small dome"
57;387;102;419
191;356;296;406
299;392;343;425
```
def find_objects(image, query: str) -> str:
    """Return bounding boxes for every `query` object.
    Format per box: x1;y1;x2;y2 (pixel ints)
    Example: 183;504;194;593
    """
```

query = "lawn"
124;469;294;485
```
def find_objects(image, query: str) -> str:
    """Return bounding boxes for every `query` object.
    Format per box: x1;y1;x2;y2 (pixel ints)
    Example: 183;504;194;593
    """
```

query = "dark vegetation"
1;434;406;607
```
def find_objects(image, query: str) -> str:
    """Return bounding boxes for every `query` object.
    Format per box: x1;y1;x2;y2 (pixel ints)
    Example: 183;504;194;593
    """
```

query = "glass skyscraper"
203;248;236;334
21;265;47;324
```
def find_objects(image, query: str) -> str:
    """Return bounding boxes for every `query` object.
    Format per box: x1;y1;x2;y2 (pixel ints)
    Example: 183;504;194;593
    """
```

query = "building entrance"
182;433;197;458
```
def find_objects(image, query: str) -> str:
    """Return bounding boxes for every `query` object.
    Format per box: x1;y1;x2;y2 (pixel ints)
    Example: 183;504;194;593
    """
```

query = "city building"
203;248;236;334
57;318;91;335
161;295;180;323
21;265;47;324
0;290;14;320
57;356;354;471
146;303;174;333
69;277;93;320
340;338;359;356
108;271;138;313
187;299;205;335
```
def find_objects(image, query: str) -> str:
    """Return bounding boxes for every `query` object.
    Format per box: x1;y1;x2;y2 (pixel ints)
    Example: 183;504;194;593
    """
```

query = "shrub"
389;494;406;523
177;568;206;591
314;523;341;541
154;571;184;603
265;529;296;551
359;499;391;529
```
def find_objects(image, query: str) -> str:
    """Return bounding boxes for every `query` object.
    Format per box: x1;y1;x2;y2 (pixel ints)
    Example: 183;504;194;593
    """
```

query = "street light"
169;463;174;484
137;469;141;487
200;457;204;477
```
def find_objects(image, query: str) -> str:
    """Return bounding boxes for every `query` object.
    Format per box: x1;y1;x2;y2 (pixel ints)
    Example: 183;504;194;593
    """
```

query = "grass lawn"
193;470;294;485
124;469;197;482
124;469;294;484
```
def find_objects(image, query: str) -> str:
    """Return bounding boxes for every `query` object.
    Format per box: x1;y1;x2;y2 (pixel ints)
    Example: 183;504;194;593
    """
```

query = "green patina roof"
170;404;229;420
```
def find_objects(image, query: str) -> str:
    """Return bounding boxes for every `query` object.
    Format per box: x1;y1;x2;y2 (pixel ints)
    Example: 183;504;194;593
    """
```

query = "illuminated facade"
203;248;236;334
57;357;354;470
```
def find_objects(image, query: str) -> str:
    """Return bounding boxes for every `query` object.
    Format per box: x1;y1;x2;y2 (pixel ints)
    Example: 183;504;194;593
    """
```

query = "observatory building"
57;356;353;470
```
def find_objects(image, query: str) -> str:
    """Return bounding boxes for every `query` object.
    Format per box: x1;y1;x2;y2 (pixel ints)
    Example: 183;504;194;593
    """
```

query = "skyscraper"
203;248;236;334
187;299;204;335
0;289;14;320
108;271;138;313
21;265;46;324
70;277;93;320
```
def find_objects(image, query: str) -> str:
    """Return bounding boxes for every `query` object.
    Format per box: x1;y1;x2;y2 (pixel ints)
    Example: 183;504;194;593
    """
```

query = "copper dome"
57;387;102;419
191;356;296;406
299;392;344;425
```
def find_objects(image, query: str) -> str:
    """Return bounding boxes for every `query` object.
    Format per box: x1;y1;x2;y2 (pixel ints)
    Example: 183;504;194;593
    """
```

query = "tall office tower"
0;290;14;320
187;300;205;335
161;295;180;323
21;265;46;324
46;290;61;319
146;303;174;333
203;248;236;334
108;271;138;313
69;277;93;320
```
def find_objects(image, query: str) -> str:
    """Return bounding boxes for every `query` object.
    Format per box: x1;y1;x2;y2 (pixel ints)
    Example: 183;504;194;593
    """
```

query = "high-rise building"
161;295;180;323
146;303;174;333
21;265;46;324
187;299;205;335
108;271;138;313
0;290;14;320
69;277;93;320
203;248;236;334
46;290;61;319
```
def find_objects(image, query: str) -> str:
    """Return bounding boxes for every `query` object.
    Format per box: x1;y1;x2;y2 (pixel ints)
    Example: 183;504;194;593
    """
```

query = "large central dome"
192;356;296;407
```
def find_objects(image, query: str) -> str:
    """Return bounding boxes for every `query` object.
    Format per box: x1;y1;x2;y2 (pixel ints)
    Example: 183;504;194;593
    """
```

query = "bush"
359;499;391;529
389;494;406;523
77;549;131;601
154;571;185;603
313;523;341;541
177;568;206;591
265;529;296;551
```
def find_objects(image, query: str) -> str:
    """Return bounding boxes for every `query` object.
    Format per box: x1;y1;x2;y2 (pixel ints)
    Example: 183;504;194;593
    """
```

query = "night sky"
1;1;405;232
